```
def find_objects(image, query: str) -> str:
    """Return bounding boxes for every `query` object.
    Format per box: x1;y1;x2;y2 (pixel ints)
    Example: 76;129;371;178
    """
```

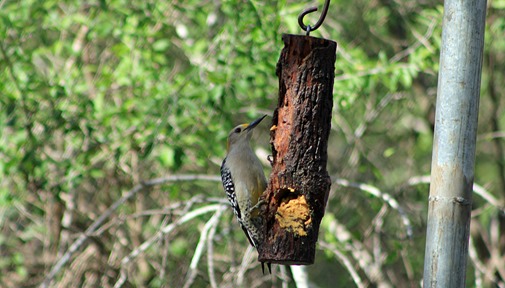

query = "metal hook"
298;0;331;35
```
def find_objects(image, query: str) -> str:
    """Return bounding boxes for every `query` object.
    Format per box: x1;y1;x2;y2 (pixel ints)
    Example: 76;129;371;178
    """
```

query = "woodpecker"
220;114;271;274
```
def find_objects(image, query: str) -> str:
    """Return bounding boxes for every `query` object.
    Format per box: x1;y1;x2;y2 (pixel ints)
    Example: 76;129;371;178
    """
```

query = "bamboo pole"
423;1;487;287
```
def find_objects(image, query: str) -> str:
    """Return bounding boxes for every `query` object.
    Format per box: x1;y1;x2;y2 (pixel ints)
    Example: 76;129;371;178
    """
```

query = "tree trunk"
258;34;336;265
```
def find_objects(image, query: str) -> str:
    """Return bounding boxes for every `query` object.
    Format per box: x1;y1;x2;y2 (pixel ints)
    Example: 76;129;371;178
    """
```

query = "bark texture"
258;34;336;265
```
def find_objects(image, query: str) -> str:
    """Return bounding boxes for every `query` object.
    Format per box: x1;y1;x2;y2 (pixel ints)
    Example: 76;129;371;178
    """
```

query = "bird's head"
226;115;267;152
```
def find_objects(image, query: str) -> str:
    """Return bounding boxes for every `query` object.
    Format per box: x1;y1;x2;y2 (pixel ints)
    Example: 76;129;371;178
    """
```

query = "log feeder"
258;34;337;265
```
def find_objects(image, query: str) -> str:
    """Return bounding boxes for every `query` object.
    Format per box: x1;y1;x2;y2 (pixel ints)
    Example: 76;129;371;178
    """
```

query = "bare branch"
334;63;417;81
290;265;309;288
41;174;222;288
114;204;226;288
279;265;290;288
325;217;391;286
207;208;221;288
237;246;255;287
333;177;413;238
468;237;485;287
183;206;226;288
319;241;365;288
390;18;437;63
407;175;504;210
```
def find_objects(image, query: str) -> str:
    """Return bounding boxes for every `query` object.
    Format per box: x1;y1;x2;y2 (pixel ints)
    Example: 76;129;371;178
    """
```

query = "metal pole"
423;0;487;287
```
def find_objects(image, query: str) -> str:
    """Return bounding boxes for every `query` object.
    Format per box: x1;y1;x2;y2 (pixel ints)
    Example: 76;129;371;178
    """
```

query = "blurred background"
1;0;504;287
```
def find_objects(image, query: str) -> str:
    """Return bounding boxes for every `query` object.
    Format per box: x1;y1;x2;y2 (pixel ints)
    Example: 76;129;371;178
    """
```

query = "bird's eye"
234;127;242;133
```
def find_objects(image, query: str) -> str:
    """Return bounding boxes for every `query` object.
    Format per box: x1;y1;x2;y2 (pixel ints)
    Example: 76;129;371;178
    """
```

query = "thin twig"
325;216;392;286
479;131;505;140
490;215;505;282
159;214;172;281
371;204;387;270
407;175;504;210
468;237;485;288
400;247;414;283
114;204;225;288
333;177;413;238
41;174;222;288
355;92;405;139
334;63;418;81
237;245;255;286
390;18;437;63
41;181;147;288
207;208;221;288
183;206;226;288
319;241;365;288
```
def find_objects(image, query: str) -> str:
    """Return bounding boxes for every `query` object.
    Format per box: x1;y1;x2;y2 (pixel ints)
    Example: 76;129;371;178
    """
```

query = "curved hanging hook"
298;0;331;36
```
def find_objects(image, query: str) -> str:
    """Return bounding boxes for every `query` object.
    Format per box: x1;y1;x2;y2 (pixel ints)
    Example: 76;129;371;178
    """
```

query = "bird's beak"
245;115;267;131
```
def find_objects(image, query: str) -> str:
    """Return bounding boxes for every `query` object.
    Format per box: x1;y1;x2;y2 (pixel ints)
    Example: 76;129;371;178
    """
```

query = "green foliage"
1;0;505;287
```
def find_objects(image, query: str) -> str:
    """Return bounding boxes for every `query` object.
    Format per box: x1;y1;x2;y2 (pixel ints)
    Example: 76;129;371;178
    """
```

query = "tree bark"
258;34;336;265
